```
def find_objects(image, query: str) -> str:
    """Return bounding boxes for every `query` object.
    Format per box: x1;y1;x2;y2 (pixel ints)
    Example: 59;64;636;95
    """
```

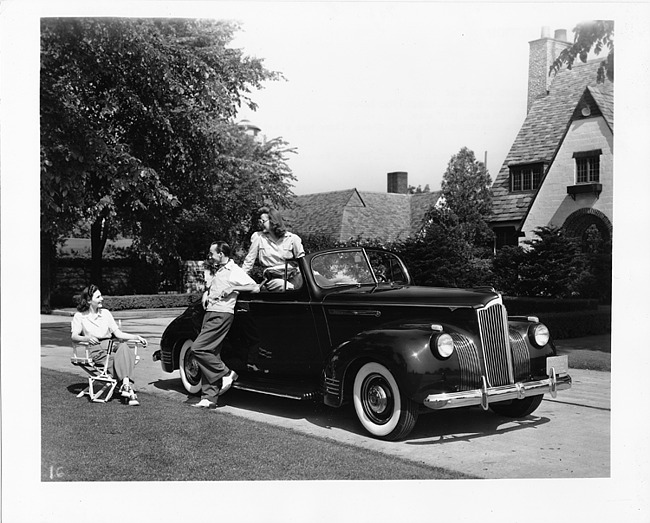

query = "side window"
366;251;409;284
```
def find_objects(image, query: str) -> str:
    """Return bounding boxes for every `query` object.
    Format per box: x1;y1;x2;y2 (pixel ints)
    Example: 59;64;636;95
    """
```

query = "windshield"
310;249;409;288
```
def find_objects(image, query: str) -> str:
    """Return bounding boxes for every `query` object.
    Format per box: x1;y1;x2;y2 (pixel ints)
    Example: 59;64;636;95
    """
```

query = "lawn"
42;368;474;482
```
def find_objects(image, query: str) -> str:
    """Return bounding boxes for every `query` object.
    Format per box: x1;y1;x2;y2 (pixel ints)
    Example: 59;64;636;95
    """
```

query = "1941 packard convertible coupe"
154;247;571;440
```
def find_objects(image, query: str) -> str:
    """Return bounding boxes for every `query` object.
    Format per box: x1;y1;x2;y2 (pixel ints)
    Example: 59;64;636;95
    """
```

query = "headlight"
434;333;454;359
530;323;550;348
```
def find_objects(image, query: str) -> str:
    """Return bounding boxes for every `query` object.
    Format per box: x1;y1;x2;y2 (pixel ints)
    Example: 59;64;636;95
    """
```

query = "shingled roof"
284;189;441;243
490;60;614;225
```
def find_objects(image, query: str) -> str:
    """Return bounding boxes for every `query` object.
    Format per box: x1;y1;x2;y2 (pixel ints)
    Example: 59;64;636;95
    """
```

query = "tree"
550;20;614;83
396;147;495;288
40;18;294;309
407;184;430;194
439;146;493;250
398;207;494;288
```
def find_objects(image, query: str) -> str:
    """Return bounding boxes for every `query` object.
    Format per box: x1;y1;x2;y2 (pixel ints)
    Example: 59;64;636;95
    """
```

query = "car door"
235;267;324;378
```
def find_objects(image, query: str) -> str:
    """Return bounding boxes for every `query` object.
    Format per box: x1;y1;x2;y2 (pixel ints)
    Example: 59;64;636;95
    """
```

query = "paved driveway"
41;314;610;479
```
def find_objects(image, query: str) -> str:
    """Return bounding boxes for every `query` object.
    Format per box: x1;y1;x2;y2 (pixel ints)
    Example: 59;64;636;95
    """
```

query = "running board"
232;379;320;401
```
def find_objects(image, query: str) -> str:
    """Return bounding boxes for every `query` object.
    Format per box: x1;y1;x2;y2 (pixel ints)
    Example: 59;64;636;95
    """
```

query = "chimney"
387;171;408;194
527;27;572;112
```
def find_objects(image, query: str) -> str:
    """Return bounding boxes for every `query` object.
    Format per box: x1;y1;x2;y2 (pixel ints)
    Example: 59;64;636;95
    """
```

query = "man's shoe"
128;395;140;406
192;398;217;409
218;371;238;395
247;364;270;374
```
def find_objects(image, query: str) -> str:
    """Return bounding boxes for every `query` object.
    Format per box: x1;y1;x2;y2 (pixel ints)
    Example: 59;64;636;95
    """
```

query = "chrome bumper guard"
424;369;572;411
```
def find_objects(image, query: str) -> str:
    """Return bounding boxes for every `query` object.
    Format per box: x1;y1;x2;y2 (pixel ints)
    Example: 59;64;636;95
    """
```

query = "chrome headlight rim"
432;332;454;359
529;323;550;348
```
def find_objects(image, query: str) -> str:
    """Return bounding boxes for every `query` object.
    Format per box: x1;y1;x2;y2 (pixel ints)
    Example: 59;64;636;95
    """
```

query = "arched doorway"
563;208;612;244
563;209;612;303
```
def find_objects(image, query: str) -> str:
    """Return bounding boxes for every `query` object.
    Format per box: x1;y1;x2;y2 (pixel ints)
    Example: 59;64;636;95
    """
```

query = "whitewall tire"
179;339;202;394
352;362;418;441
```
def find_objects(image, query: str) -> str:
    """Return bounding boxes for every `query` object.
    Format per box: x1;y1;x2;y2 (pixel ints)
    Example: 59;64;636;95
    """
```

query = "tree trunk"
40;232;55;313
90;217;108;287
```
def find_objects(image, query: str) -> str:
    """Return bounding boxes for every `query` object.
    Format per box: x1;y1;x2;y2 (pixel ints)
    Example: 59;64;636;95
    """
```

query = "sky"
8;0;620;197
4;1;625;198
210;2;608;195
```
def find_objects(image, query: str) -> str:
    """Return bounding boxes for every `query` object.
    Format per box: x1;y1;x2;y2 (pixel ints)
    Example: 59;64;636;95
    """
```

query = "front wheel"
178;340;202;394
490;394;543;417
352;362;418;441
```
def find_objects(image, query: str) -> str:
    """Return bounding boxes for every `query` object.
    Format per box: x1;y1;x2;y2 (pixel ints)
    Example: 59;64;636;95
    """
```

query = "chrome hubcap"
362;373;394;425
367;384;388;414
185;354;200;383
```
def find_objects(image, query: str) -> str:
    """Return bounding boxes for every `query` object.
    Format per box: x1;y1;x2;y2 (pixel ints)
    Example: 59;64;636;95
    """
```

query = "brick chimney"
387;171;408;194
527;27;572;112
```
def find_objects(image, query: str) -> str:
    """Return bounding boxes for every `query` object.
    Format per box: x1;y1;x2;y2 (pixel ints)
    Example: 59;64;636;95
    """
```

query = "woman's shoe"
128;393;140;406
120;384;132;398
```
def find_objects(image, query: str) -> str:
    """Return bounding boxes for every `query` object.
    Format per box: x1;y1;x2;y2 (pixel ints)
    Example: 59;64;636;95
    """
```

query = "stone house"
489;27;613;249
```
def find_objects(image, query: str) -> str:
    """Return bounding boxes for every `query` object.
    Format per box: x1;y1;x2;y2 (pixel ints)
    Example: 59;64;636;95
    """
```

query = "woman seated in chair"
71;284;147;406
242;206;305;291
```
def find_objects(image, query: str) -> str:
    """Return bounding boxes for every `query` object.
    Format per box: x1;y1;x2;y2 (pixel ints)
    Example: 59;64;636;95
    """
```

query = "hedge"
534;309;611;340
97;293;201;311
502;296;599;314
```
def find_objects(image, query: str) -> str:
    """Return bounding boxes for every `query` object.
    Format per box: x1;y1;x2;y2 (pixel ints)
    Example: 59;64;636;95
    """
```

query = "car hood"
321;284;500;309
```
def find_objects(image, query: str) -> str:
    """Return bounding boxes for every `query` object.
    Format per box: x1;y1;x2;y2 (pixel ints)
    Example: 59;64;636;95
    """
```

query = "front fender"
507;319;557;376
160;301;204;372
323;326;459;407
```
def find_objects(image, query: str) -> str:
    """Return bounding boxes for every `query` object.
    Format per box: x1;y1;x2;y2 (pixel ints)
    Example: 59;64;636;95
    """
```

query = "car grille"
509;328;531;381
452;333;483;390
477;302;514;387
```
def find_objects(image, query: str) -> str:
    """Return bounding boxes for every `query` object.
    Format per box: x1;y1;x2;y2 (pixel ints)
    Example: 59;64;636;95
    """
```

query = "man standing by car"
192;241;259;409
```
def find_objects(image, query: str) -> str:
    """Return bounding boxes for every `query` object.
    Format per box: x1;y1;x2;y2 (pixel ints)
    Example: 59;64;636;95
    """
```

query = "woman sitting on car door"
242;206;305;291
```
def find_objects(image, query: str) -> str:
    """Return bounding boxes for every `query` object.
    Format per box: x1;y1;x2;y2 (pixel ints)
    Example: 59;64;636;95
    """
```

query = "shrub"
100;293;201;311
517;226;587;297
535;309;611;339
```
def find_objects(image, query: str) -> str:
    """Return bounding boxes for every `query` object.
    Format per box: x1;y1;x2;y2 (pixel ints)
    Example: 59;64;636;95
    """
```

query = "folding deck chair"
71;338;142;403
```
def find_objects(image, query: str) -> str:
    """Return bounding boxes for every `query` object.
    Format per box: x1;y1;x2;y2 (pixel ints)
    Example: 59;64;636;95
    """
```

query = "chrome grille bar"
509;329;531;381
477;302;513;386
451;333;483;390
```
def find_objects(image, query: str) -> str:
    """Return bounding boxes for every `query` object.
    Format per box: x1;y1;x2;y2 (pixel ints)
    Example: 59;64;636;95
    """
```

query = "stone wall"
183;260;206;293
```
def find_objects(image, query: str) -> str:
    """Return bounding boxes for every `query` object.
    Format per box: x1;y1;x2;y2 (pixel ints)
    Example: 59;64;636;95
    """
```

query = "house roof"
282;189;363;239
284;189;441;243
587;83;614;131
490;60;613;226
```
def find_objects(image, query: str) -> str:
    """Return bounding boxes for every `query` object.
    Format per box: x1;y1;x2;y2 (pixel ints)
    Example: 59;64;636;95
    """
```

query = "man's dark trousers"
191;311;235;400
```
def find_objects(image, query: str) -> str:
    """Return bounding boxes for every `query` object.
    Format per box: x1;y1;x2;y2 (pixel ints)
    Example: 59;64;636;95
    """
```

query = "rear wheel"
490;395;543;417
352;362;418;441
179;340;202;394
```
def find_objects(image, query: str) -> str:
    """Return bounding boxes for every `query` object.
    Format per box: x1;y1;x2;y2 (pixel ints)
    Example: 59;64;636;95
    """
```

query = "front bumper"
424;369;572;411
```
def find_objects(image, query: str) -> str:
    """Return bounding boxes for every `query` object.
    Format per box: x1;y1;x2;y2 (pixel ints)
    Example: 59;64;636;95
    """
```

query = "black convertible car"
154;247;571;440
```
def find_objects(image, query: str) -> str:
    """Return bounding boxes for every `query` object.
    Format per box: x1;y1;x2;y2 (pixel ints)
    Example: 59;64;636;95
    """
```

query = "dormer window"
574;149;601;183
509;163;543;192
